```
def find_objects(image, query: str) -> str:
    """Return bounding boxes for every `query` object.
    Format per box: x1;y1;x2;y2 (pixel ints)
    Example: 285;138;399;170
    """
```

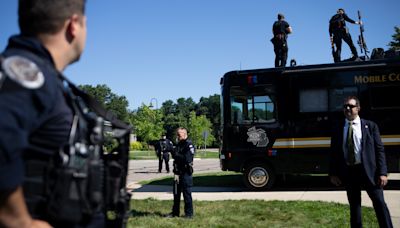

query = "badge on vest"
2;56;45;89
189;144;195;154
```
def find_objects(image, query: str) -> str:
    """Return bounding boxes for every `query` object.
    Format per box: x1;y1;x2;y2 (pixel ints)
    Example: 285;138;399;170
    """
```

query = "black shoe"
184;215;193;219
349;55;358;61
165;213;179;218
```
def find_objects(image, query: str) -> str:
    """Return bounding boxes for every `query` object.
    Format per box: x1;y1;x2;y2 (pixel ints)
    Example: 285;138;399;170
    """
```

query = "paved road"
127;158;220;185
127;159;400;227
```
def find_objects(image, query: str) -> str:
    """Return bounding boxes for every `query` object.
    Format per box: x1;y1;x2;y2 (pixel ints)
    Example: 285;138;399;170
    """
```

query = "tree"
161;98;194;139
196;94;221;147
176;97;196;118
388;26;400;50
187;111;215;148
159;96;220;146
161;100;176;115
130;105;164;146
79;84;129;122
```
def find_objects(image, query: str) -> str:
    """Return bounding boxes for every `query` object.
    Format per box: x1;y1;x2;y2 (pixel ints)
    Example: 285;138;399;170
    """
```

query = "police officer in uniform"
168;127;195;218
329;8;361;62
156;135;173;173
0;0;104;227
271;13;292;67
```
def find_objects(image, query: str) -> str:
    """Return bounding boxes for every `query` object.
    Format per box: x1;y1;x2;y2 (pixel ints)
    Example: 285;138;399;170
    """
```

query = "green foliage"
196;94;221;146
176;97;196;117
160;98;196;139
130;105;164;145
388;26;400;50
103;132;119;152
187;111;215;148
79;84;130;121
141;141;149;149
77;84;221;147
130;141;143;151
128;199;378;227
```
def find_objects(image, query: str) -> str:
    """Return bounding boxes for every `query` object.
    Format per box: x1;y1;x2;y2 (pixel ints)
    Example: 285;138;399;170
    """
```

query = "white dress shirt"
343;116;362;165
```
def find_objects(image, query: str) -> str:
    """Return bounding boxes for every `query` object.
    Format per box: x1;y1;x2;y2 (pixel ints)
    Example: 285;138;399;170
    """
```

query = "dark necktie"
347;121;355;165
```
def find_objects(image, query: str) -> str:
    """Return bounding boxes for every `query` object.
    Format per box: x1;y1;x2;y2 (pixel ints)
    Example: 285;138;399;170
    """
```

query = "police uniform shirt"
273;20;290;36
342;116;362;165
329;13;356;35
174;139;195;167
0;35;73;190
160;139;173;152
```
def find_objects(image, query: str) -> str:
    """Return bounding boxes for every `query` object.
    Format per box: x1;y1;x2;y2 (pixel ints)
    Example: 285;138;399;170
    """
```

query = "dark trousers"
172;173;193;216
346;165;393;228
158;152;170;172
274;42;288;67
332;29;358;62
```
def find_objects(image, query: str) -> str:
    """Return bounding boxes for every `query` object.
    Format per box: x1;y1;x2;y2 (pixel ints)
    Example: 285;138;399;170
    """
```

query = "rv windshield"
230;85;276;124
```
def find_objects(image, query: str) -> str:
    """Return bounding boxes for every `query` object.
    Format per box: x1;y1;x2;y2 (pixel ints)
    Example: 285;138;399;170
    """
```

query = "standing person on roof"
271;13;292;67
329;8;361;62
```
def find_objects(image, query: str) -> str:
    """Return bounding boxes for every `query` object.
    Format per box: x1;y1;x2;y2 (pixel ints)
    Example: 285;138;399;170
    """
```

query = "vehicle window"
329;87;358;111
250;95;275;123
231;96;248;124
299;89;328;112
370;86;400;109
230;86;276;124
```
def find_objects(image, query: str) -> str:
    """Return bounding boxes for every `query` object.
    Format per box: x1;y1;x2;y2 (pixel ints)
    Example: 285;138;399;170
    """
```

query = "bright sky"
1;1;399;110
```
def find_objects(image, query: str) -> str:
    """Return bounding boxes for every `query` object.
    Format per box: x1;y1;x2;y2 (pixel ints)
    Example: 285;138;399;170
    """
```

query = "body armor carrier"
22;73;132;227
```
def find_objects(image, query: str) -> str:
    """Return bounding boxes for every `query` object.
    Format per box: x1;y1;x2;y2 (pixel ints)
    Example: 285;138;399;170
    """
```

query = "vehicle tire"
243;162;275;191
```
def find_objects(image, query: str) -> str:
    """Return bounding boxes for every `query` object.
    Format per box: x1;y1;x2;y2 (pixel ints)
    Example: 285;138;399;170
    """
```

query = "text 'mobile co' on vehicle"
219;51;400;190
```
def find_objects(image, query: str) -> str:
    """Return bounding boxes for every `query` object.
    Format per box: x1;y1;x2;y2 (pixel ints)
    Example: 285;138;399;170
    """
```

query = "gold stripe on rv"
272;135;400;149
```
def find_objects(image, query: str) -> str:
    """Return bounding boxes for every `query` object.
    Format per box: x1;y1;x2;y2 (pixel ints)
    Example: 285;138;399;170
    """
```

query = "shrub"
141;142;149;150
130;141;143;151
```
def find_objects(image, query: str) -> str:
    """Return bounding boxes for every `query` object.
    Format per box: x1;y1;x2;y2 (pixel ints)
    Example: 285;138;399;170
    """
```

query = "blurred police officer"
329;8;361;62
157;135;173;173
168;127;195;218
271;13;292;67
0;0;102;227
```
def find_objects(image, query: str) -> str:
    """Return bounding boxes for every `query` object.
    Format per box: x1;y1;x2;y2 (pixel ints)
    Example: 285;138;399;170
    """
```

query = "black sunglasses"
343;104;357;109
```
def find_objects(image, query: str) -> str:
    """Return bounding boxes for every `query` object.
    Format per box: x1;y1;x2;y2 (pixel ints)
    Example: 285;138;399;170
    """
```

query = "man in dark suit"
329;96;393;228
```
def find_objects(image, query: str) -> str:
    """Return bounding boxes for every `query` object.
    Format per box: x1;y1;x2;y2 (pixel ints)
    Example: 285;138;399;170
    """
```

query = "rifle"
174;172;179;195
172;148;179;195
357;10;369;59
330;37;338;63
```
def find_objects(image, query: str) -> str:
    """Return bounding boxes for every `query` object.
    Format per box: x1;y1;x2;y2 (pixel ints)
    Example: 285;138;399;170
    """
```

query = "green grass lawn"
130;150;219;160
131;171;381;227
128;199;378;227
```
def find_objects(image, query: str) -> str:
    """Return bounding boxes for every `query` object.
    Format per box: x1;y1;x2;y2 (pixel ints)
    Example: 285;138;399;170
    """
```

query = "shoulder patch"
189;144;195;154
2;56;45;89
0;71;4;89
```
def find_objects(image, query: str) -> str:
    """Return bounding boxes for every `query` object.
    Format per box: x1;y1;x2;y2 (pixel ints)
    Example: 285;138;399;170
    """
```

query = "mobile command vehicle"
219;57;400;190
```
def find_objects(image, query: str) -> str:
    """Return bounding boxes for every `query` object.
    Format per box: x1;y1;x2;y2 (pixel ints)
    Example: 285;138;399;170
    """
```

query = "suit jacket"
329;118;387;186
